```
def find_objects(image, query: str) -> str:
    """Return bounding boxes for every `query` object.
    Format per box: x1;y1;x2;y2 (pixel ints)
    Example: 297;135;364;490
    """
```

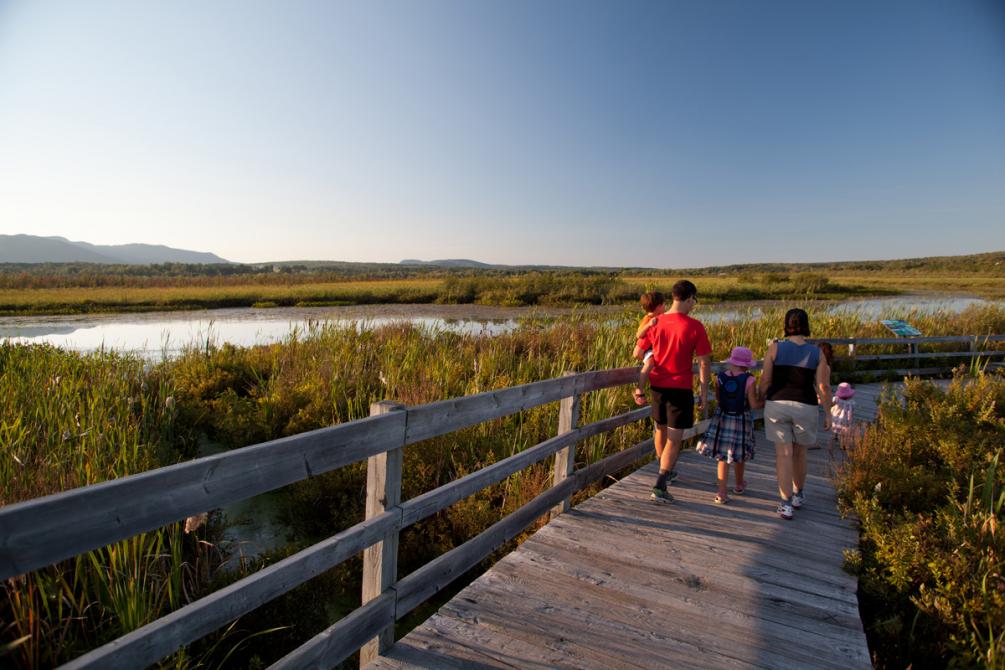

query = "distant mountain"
400;258;496;269
0;235;230;264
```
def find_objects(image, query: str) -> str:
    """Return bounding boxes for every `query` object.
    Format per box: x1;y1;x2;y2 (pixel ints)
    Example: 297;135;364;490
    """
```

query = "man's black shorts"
650;386;694;429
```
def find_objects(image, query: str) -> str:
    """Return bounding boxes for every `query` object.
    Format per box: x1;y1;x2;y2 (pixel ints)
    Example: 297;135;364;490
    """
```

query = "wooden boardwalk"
367;386;897;670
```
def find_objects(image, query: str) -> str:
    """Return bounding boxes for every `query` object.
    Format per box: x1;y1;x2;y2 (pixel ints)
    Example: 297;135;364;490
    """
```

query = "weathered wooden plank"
398;408;649;527
534;500;856;594
849;350;1005;362
598;472;854;531
418;611;624;670
63;511;399;670
595;474;860;555
533;520;861;613
575;366;643;393
0;411;407;579
811;335;1005;345
440;575;740;670
395;472;580;619
550;373;580;518
361;402;406;666
544;507;858;593
271;591;396;670
477;557;865;670
368;628;528;670
500;536;864;647
396;437;655;619
403;368;638;445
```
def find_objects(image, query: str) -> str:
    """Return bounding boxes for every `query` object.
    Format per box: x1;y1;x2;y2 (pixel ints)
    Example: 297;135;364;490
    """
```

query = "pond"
0;304;545;360
1;296;999;359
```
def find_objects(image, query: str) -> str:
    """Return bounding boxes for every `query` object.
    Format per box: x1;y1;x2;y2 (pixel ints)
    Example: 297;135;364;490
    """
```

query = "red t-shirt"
637;313;712;389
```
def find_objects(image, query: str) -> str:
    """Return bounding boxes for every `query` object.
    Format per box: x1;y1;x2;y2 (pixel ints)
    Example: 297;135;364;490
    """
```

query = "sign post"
880;320;922;371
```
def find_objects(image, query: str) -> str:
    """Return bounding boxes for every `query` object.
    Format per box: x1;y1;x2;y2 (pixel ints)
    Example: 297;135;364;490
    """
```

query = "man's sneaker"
791;491;804;509
777;501;794;520
651;488;674;504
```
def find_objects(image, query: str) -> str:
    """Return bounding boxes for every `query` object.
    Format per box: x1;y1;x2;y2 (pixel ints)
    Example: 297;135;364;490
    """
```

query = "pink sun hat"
836;382;855;399
723;346;756;369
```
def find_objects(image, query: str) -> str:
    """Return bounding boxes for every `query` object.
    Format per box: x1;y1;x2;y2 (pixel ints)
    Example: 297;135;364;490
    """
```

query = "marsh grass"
3;304;1005;666
0;269;928;316
0;343;213;668
837;374;1005;668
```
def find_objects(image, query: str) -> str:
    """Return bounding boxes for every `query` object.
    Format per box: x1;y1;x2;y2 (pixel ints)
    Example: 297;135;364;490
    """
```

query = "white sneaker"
792;491;804;509
777;502;794;520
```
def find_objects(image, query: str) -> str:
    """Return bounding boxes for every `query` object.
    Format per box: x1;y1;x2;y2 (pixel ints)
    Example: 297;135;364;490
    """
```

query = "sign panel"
880;319;922;337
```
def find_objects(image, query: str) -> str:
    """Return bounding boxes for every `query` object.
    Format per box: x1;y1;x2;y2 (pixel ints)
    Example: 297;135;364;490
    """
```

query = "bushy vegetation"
837;375;1005;669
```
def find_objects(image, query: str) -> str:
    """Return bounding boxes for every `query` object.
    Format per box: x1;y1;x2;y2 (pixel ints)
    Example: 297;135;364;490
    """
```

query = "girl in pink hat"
696;346;763;504
830;382;856;449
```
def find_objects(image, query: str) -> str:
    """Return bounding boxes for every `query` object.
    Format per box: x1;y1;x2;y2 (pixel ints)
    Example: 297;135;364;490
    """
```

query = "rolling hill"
0;235;230;264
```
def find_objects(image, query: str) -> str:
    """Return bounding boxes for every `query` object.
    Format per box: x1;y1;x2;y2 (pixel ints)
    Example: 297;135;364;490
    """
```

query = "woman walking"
759;309;831;520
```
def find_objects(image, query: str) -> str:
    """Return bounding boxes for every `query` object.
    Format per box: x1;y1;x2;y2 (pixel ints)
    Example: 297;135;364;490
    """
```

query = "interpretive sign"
880;319;922;337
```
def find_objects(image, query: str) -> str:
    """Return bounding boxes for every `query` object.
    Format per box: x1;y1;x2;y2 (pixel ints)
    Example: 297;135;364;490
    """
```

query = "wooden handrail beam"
0;368;641;580
399;407;649;528
60;511;400;670
0;413;407;580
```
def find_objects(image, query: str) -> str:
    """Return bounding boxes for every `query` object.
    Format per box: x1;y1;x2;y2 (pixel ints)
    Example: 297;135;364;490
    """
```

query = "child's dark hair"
640;291;665;313
817;341;833;365
784;308;811;337
671;280;697;302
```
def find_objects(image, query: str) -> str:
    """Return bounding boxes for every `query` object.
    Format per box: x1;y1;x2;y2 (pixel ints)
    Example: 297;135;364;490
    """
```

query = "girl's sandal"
714;494;728;504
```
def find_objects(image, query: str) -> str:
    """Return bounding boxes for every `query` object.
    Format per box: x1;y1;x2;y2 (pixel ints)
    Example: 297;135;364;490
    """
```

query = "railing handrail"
4;365;650;669
0;368;637;580
808;334;1005;346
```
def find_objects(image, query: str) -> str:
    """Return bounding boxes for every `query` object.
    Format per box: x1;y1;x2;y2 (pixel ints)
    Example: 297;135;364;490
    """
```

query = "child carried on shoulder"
696;346;763;504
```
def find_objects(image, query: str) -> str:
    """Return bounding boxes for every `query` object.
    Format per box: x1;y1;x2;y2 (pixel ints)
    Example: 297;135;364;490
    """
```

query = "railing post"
551;372;581;520
360;401;406;668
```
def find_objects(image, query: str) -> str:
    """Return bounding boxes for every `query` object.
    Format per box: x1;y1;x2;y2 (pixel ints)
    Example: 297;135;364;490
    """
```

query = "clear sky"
1;1;1003;267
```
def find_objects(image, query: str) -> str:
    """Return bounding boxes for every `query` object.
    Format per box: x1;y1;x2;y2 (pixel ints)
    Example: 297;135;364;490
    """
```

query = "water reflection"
0;308;523;360
1;296;999;360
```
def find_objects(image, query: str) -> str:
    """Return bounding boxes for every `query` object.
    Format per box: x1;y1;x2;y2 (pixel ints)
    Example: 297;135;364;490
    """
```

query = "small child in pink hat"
696;346;764;504
830;382;856;449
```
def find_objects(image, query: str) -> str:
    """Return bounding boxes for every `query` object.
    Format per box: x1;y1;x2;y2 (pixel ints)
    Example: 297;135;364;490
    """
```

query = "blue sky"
1;1;1003;266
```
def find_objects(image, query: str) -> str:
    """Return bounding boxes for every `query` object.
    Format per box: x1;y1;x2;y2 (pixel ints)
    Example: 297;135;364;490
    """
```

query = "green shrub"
790;272;829;294
838;374;1005;668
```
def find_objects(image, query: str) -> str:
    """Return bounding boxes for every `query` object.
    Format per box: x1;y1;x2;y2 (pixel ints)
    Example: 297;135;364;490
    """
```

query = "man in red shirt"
632;280;712;503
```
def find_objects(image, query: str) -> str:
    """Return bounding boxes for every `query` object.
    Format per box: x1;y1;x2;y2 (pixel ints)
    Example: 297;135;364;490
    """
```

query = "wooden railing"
2;332;1002;669
2;366;706;670
807;334;1005;377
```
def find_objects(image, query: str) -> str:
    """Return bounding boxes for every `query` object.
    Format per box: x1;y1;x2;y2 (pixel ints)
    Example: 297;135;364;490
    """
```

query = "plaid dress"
696;408;756;463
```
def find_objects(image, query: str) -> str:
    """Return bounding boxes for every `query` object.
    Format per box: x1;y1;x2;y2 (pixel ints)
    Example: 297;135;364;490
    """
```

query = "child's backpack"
717;371;750;415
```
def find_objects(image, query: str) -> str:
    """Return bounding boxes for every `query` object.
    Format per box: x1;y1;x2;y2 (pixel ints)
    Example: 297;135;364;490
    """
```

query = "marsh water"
1;296;998;361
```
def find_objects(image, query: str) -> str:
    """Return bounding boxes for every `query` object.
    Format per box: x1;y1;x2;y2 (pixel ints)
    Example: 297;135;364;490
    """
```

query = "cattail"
184;512;208;534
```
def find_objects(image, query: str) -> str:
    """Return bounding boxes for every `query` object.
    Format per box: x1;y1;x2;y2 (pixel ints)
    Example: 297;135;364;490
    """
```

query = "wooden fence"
810;334;1005;377
1;367;688;669
2;333;1003;669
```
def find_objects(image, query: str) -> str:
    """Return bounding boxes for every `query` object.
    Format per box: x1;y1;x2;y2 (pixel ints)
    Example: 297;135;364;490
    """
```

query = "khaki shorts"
764;400;819;445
